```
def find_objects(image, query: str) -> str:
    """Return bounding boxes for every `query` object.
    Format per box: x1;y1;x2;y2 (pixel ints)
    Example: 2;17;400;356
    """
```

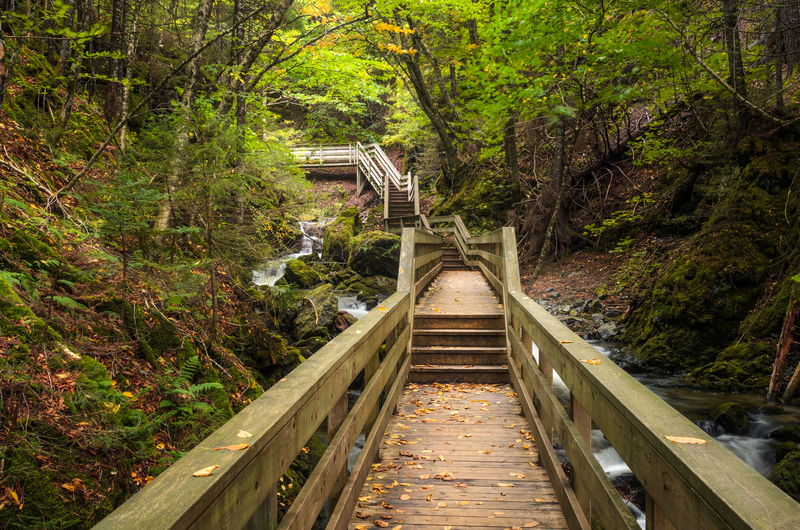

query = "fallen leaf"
497;483;514;487
438;501;448;507
664;436;708;445
355;526;367;530
400;494;410;500
213;443;249;452
359;496;372;502
356;330;362;334
279;377;289;382
510;473;525;478
476;501;484;505
121;391;136;399
426;494;432;501
380;515;393;520
478;449;491;454
524;522;540;527
493;511;505;515
192;465;219;477
420;485;434;490
356;512;370;519
237;430;253;438
534;498;546;502
504;424;516;429
375;520;389;528
460;501;469;505
55;373;69;379
559;340;573;344
419;474;431;479
579;358;601;365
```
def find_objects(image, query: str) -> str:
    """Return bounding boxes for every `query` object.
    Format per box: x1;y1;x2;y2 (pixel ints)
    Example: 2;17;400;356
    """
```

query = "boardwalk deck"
348;383;568;529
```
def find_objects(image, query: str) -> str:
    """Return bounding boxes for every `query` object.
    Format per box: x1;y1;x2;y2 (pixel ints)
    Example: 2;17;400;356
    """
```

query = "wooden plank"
414;262;443;299
328;356;412;530
92;292;410;530
348;385;569;530
507;292;800;530
471;249;504;267
277;325;411;530
476;262;503;296
467;229;503;245
507;337;590;530
414;250;443;270
397;228;416;292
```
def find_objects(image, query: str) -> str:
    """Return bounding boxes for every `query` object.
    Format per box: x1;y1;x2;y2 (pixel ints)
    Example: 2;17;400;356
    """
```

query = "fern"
159;356;223;417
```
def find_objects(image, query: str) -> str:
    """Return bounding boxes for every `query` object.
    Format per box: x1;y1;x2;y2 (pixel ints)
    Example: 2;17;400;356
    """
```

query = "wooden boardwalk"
348;383;568;529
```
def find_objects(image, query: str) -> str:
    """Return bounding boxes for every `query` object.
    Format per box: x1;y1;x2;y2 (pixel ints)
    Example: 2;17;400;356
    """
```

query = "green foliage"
159;356;224;417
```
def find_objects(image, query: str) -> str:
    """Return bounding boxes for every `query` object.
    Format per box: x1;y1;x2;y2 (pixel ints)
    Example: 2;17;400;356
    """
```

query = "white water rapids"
252;221;323;286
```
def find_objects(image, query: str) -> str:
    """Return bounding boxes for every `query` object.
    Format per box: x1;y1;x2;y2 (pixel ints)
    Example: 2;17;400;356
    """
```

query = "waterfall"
252;221;325;287
335;293;370;319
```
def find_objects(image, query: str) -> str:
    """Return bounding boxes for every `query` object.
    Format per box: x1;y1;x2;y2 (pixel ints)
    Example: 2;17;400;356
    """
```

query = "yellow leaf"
77;422;90;426
10;491;19;502
438;501;448;507
524;522;540;527
359;496;372;502
375;520;389;528
192;465;219;477
279;377;289;382
559;340;573;344
213;443;249;451
237;430;253;438
112;404;120;413
476;501;484;505
497;483;514;487
400;494;410;500
534;498;546;502
664;436;708;445
355;526;368;530
580;358;601;365
460;500;469;505
55;373;69;379
419;474;431;479
121;391;135;399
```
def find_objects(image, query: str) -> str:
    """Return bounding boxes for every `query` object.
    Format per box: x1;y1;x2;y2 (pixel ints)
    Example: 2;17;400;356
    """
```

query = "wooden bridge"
93;217;800;530
290;143;419;231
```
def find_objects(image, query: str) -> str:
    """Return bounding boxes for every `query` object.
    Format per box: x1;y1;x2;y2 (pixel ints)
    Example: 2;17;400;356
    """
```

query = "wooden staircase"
384;183;416;232
409;270;509;383
441;237;467;271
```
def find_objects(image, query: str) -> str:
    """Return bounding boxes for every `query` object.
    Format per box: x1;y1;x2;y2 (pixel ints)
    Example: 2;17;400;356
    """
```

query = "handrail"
92;295;412;530
476;228;800;530
289;143;420;215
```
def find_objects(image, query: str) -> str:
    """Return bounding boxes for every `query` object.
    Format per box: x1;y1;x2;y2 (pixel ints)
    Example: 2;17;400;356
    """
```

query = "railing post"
244;486;278;530
570;394;592;522
646;493;677;530
326;393;348;519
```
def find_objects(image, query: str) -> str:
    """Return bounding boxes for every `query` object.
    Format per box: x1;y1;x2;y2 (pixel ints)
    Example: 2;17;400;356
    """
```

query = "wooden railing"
477;227;800;530
91;228;442;530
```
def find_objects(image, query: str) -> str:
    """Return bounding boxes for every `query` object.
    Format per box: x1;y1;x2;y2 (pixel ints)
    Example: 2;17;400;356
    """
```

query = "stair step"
411;346;507;366
408;365;510;384
414;314;505;329
413;329;505;347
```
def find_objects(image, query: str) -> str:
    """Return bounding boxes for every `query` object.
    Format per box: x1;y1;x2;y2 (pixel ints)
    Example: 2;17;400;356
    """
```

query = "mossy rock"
293;284;340;340
430;168;516;232
711;402;749;435
294;336;328;354
0;275;46;347
768;452;800;501
348;231;401;278
776;441;800;463
283;258;322;288
685;342;774;392
322;207;362;262
769;424;800;443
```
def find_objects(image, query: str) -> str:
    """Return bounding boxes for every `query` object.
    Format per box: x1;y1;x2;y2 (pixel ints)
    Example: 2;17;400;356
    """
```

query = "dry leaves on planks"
664;436;708;445
580;358;601;365
213;443;249;451
192;465;219;477
237;430;252;438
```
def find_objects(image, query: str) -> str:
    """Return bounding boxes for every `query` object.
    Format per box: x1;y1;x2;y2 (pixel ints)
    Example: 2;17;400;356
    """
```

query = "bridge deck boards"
348;384;568;530
415;271;504;316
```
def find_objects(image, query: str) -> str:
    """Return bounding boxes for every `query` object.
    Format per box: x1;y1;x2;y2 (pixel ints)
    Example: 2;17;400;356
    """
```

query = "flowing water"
252;221;325;286
334;293;370;320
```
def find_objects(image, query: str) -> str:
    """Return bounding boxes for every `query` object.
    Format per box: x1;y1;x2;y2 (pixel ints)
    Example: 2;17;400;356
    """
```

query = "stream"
539;341;800;527
252;221;325;286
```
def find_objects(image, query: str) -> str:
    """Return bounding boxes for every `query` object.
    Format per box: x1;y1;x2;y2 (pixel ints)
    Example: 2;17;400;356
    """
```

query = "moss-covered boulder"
283;259;322;288
685;342;774;391
769;424;800;443
348;231;401;278
322;207;362;262
711;402;749;435
776;442;800;463
294;336;328;355
293;284;340;340
768;452;800;501
0;275;47;354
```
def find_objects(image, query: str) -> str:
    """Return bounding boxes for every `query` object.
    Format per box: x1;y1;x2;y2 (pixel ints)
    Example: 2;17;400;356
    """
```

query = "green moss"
283;258;322;288
685;342;774;391
776;442;800;463
769;452;800;502
710;402;749;434
347;231;401;278
431;169;516;232
770;425;800;443
0;275;46;347
322;207;362;261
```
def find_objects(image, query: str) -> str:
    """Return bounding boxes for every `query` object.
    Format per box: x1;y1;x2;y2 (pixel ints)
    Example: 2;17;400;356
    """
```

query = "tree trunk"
722;0;747;115
0;32;7;113
504;116;520;188
527;118;566;290
769;296;799;400
104;0;125;123
119;0;139;151
205;185;218;344
153;0;214;231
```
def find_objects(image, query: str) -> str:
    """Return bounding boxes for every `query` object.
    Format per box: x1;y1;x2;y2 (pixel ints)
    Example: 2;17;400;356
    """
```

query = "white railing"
290;143;414;204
